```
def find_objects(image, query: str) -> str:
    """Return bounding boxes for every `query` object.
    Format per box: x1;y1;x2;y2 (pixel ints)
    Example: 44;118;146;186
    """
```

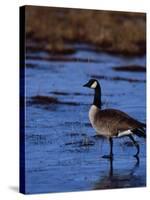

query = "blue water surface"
24;45;146;194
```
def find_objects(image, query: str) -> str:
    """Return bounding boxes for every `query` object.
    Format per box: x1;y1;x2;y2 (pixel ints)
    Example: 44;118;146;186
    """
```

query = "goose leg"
102;137;113;159
128;135;140;157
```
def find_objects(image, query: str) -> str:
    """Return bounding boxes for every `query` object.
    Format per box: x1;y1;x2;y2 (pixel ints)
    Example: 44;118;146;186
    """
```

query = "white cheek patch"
91;81;97;89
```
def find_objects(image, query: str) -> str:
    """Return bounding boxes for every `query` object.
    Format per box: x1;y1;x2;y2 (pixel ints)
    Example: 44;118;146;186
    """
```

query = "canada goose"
83;79;146;159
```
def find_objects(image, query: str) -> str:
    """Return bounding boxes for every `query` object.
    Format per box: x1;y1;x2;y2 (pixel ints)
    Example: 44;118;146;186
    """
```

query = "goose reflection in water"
93;156;145;189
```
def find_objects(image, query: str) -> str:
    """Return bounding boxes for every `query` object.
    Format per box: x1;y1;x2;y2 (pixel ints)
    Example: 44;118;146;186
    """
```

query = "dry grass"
25;6;146;56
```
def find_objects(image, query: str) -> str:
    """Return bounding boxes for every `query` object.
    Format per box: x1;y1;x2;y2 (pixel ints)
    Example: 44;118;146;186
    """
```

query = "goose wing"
95;108;146;137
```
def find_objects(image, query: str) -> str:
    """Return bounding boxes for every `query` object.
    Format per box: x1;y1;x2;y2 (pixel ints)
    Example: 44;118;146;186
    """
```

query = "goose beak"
83;82;89;87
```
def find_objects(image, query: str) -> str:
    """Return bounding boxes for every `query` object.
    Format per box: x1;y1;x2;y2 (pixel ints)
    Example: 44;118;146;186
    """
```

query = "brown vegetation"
25;6;146;56
26;54;100;63
113;65;146;72
30;95;80;106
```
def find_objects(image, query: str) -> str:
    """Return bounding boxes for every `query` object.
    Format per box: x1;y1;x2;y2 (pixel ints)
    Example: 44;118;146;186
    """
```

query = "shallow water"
24;45;146;194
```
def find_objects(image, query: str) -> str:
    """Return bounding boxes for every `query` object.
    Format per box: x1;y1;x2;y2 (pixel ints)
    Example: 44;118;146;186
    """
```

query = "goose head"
83;79;99;89
83;79;101;108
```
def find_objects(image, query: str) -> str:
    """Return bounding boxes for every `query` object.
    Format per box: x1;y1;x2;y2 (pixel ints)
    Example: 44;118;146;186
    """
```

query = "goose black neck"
93;84;101;109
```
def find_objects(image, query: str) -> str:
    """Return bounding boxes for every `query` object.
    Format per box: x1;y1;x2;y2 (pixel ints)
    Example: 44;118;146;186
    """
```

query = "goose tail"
132;127;146;138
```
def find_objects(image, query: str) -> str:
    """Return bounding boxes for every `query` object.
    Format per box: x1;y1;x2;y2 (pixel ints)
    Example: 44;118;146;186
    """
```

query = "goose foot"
102;154;113;159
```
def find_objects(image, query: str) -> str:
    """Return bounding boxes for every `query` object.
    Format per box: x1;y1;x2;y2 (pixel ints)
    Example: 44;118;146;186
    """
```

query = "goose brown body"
89;105;145;138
